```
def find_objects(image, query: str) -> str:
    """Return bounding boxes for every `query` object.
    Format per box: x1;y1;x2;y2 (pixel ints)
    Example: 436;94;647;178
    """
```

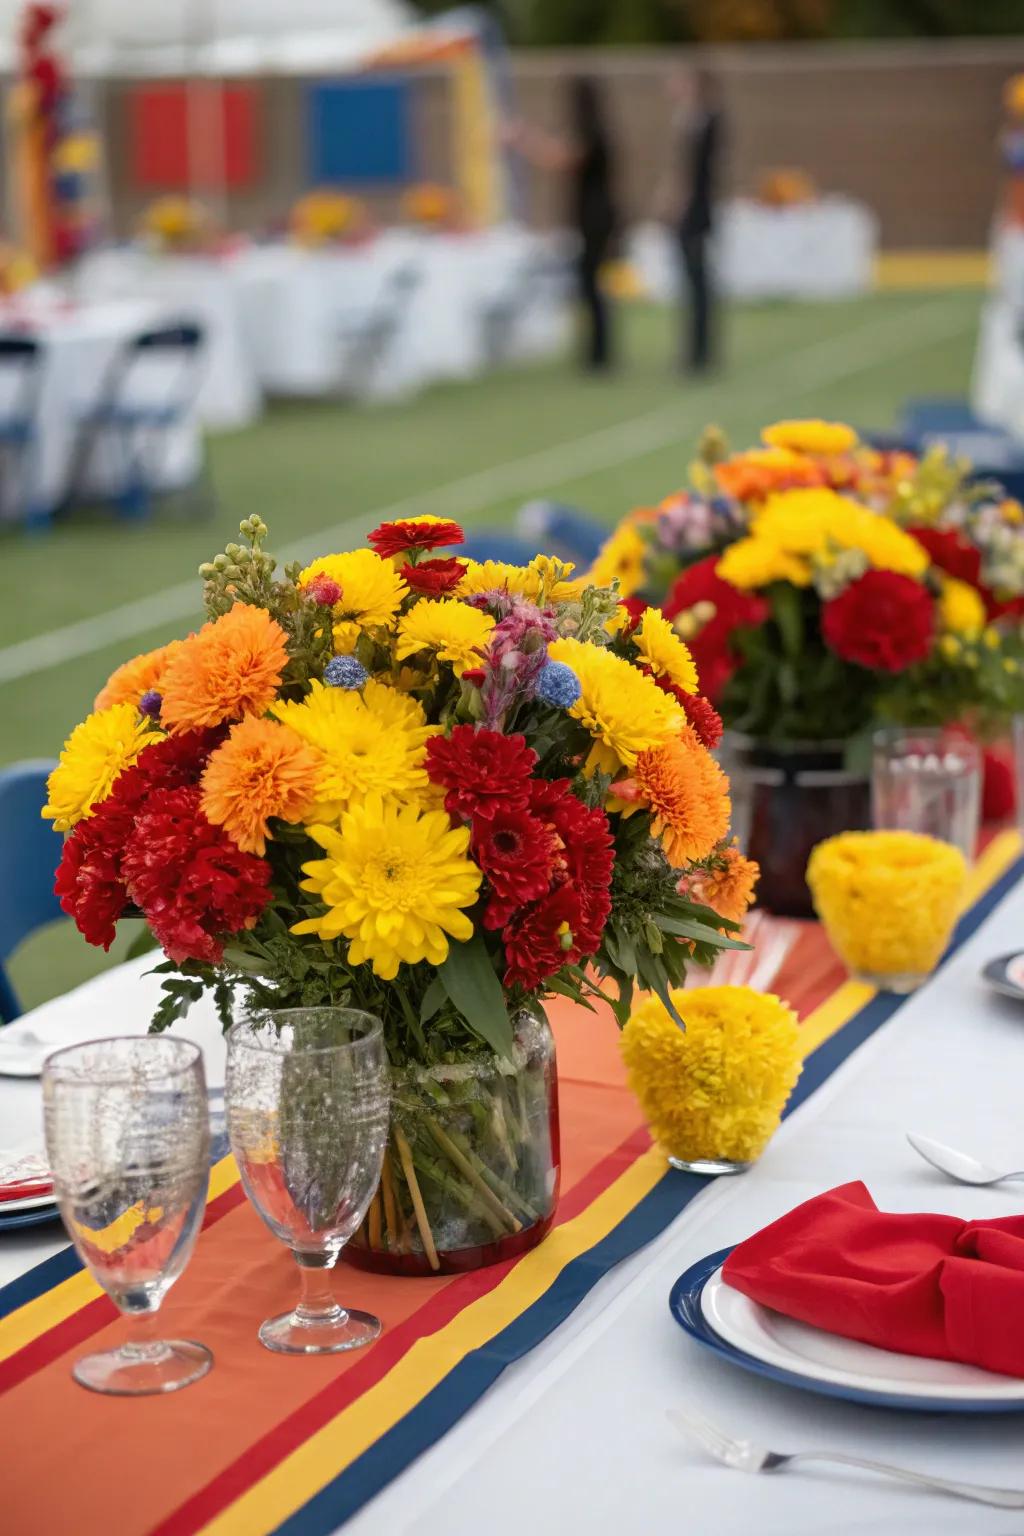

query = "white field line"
0;295;973;688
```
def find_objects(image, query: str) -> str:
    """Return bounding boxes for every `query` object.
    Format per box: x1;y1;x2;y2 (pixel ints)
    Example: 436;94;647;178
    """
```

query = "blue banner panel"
306;78;412;185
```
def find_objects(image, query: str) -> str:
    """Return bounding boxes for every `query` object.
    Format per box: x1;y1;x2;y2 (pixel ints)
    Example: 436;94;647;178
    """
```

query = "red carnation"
473;806;558;929
663;556;769;702
822;570;934;673
906;525;981;590
368;518;464;560
400;557;467;596
503;885;584;991
120;785;270;965
53;729;226;951
426;725;536;821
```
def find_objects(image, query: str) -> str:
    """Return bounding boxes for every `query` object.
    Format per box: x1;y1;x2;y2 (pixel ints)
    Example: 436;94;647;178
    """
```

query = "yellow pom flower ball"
761;419;858;456
620;985;802;1165
938;576;986;637
807;830;966;991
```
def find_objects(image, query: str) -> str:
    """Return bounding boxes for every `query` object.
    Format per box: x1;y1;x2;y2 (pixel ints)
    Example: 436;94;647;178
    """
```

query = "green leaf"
636;950;686;1029
123;924;159;962
438;933;515;1060
657;915;750;950
544;973;597;1012
419;975;446;1025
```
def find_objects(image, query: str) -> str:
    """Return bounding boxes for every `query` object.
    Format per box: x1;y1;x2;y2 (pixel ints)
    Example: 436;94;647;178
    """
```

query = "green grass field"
1;288;984;1010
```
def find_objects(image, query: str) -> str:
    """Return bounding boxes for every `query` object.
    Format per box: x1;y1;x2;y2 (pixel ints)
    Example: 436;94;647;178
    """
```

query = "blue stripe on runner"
271;854;1024;1536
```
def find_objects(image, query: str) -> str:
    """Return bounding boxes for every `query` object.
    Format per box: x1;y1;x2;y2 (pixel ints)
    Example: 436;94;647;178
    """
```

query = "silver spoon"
906;1132;1024;1187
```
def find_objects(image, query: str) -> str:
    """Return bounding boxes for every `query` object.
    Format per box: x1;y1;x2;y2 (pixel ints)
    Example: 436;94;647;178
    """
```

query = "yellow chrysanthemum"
716;538;813;590
632;608;699;694
271;679;434;821
293;796;482;979
621;986;802;1165
457;560;535;599
42;703;155;831
808;831;966;986
587;521;646;598
546;636;684;774
299;549;407;651
938;576;986;636
761;419;859;456
525;554;584;604
719;488;929;591
395;598;495;674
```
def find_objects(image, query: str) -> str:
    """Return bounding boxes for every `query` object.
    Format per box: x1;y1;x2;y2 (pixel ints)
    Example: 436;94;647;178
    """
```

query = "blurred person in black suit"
669;66;724;375
505;77;618;372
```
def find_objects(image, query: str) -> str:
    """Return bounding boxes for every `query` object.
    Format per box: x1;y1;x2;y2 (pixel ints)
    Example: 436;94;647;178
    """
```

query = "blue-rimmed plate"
982;952;1024;1003
670;1247;1024;1413
0;1203;62;1231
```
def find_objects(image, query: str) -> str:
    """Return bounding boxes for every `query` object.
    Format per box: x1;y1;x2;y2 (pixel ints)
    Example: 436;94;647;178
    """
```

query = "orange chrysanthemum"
160;605;289;734
620;727;731;867
94;639;185;711
714;448;825;504
200;717;322;854
686;842;759;925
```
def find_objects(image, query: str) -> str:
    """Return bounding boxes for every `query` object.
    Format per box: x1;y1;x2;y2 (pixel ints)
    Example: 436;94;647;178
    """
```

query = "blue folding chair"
516;500;606;565
0;334;46;529
66;320;212;521
0;761;63;1023
457;531;542;564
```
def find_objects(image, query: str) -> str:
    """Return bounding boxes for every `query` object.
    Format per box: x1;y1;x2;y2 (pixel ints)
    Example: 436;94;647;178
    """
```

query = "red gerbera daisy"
426;725;537;821
822;569;934;673
120;785;271;965
368;517;465;560
474;806;558;929
530;780;614;949
400;556;468;597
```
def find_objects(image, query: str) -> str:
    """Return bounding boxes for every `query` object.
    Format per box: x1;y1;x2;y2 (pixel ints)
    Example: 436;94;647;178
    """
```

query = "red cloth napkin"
723;1181;1024;1378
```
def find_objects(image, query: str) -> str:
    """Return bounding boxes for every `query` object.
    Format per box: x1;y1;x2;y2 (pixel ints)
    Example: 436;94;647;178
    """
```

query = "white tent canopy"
0;0;419;74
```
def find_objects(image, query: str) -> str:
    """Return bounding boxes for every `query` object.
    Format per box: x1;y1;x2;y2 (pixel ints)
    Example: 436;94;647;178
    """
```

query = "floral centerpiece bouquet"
45;515;755;1273
593;419;1024;910
289;189;371;248
139;195;213;255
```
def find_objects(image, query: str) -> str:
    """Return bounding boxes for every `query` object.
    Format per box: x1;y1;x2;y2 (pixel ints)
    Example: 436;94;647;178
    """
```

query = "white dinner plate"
701;1263;1024;1404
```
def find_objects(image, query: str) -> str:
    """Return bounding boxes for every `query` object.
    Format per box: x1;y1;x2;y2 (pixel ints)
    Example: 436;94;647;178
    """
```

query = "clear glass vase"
345;1003;560;1276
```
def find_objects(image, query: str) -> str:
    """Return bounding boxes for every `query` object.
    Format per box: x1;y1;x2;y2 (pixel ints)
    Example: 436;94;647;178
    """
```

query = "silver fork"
667;1405;1024;1508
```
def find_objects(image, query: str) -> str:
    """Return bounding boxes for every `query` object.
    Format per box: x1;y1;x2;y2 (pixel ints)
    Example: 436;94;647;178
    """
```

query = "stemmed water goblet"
225;1007;390;1354
41;1035;213;1395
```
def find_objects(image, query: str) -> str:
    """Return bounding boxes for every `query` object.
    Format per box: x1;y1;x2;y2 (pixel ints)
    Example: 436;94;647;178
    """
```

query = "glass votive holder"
620;985;802;1176
871;726;980;864
807;830;967;994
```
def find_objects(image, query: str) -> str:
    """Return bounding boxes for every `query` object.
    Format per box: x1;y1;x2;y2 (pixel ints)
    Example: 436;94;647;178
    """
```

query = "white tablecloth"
75;249;263;432
227;227;569;402
630;197;877;304
6;876;1024;1532
0;297;202;522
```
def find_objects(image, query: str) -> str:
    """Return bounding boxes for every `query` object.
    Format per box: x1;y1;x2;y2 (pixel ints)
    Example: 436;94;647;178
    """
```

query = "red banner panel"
131;84;259;189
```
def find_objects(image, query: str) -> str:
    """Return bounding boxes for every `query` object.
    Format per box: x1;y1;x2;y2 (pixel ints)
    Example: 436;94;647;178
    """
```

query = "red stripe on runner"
150;1123;654;1536
0;1178;248;1394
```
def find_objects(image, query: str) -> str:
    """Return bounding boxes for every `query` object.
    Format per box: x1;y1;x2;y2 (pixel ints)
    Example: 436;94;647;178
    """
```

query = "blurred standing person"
506;78;618;372
670;66;725;375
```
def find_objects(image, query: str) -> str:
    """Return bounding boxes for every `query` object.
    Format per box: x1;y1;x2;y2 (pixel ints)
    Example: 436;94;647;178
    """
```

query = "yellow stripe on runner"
0;1152;240;1364
198;1145;670;1536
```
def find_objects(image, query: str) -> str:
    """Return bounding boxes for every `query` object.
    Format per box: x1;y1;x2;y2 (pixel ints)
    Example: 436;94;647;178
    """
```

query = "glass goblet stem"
293;1251;346;1327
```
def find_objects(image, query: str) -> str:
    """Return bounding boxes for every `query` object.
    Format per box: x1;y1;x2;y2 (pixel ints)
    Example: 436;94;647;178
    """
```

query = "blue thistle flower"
139;689;162;719
535;660;581;709
324;655;368;690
